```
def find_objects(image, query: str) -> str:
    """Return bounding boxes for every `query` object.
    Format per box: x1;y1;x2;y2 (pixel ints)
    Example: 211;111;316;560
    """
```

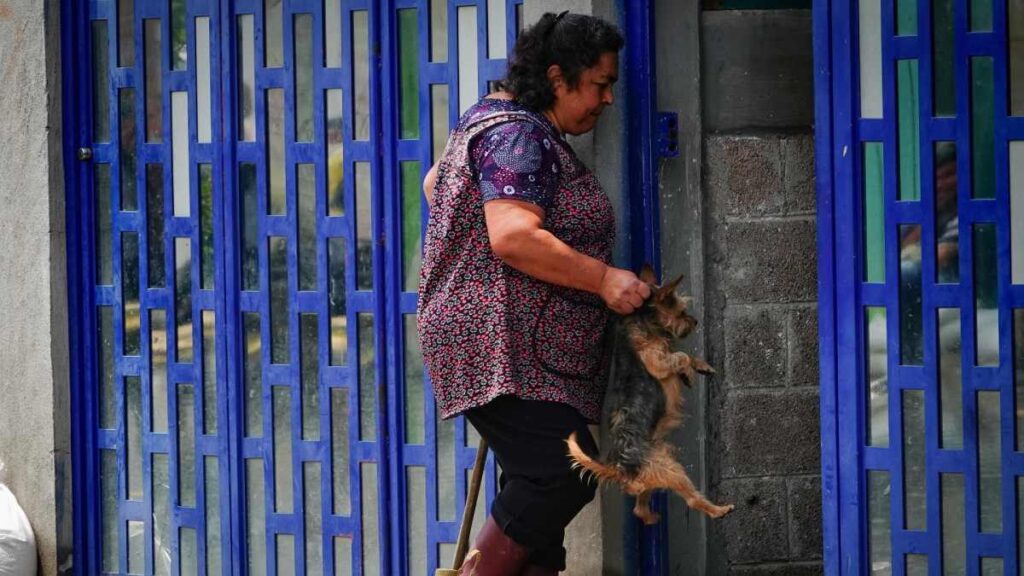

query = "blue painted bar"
860;120;886;140
832;0;864;564
618;0;668;572
63;3;100;570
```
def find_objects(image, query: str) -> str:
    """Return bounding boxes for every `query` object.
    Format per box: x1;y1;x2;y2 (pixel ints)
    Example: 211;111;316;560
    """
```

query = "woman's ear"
546;64;564;91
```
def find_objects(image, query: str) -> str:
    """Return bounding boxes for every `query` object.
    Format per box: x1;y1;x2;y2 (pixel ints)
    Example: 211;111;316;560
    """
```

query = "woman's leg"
464;395;599;573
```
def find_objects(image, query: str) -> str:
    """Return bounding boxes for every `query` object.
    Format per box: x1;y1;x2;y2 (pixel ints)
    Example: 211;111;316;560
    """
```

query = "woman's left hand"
597;267;650;315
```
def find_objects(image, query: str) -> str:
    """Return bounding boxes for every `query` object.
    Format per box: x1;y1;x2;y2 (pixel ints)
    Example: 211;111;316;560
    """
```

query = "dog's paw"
693;357;715;375
633;509;662;525
708;504;735;519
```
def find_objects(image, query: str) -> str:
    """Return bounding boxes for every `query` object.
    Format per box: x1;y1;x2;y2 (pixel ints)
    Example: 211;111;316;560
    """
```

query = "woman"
418;11;648;575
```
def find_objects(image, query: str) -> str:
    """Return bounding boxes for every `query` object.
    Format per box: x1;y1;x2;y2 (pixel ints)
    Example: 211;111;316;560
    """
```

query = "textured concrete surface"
721;219;818;304
702;10;814;132
707;137;787;218
706;135;817;218
704;132;821;574
718;390;820;478
787;476;823;559
724;306;789;389
0;1;72;576
788;305;820;389
728;562;825;576
654;0;711;571
713;477;789;564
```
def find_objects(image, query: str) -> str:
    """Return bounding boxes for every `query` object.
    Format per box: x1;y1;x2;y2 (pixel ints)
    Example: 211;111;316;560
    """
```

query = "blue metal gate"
64;1;522;574
817;0;1024;570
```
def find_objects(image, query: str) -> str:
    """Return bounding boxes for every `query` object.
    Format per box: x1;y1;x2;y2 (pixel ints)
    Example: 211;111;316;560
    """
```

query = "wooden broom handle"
453;438;489;570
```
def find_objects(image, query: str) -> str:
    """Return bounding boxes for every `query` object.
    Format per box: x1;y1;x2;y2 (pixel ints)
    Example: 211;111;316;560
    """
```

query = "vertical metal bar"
419;2;442;571
218;0;245;574
992;0;1017;567
623;0;666;573
624;0;661;277
917;0;945;566
65;0;101;573
952;0;983;569
883;0;912;565
832;0;864;567
813;0;840;568
368;1;394;573
380;1;406;575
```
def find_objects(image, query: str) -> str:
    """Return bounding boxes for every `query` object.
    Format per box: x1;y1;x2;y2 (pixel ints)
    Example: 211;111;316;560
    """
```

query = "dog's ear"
656;273;685;300
639;264;658;284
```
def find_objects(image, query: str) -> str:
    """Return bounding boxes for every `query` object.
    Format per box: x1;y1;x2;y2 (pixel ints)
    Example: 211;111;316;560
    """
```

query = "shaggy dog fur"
566;266;734;523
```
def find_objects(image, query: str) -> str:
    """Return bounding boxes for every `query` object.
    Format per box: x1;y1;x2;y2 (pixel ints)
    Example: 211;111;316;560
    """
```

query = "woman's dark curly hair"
497;12;624;112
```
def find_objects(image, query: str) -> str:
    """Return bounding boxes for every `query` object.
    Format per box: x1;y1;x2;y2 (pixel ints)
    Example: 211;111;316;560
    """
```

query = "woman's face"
548;51;619;136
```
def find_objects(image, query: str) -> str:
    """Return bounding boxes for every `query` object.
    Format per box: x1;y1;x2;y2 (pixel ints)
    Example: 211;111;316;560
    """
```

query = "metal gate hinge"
656;113;679;158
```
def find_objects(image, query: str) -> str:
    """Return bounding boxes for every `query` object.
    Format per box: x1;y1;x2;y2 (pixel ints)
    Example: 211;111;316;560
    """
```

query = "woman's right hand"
599;267;651;315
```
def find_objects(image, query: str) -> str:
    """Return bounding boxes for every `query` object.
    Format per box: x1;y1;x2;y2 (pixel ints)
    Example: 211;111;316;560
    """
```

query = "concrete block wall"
703;135;821;573
698;10;821;575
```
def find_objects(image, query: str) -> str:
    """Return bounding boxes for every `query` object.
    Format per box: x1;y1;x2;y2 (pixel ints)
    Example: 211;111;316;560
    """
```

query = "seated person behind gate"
417;11;648;576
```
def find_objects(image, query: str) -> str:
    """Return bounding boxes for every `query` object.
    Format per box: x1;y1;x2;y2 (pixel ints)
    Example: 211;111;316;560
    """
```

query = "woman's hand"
598;267;651;315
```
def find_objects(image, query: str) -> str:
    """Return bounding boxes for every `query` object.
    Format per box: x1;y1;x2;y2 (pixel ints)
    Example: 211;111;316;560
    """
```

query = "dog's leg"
651;385;683;441
667;352;697;386
642;449;734;519
635;345;675;380
632;491;661;525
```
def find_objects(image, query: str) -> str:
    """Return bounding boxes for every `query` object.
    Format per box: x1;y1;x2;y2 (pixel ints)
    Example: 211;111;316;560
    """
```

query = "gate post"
622;0;668;574
812;0;841;569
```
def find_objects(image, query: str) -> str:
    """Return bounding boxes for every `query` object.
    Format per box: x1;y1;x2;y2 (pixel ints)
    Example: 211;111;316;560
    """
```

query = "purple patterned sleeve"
472;120;561;209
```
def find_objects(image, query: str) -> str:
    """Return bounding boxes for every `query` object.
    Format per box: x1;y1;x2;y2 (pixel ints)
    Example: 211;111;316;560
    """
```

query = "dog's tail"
566;432;624;483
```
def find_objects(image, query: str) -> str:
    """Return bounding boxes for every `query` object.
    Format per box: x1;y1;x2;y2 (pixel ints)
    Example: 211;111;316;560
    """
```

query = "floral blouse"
417;99;616;422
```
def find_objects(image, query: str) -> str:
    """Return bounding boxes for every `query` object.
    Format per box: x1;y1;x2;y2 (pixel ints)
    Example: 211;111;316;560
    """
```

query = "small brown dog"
567;265;734;523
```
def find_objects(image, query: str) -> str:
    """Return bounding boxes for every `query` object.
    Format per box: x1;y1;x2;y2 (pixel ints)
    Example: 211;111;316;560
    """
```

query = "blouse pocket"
532;291;610;380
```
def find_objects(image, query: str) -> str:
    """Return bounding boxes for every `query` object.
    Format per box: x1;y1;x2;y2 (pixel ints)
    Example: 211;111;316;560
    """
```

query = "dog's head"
638;264;698;339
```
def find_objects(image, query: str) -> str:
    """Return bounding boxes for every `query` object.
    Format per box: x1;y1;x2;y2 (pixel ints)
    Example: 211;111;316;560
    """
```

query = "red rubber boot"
458;517;532;576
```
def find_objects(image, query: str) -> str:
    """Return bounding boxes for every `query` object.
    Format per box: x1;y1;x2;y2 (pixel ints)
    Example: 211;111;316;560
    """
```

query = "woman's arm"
484;199;649;314
423;163;439;203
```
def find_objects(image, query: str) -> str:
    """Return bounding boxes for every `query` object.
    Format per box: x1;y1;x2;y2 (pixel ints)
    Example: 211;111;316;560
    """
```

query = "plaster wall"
0;1;73;575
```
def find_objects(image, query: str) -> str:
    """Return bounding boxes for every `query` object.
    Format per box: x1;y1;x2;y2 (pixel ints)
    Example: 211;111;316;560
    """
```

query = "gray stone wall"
703;134;821;575
704;12;823;565
700;11;822;573
0;1;72;575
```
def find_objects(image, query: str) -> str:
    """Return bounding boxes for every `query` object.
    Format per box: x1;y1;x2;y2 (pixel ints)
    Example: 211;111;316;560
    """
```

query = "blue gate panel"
227;0;386;573
74;1;526;574
82;1;232;575
822;0;1024;568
